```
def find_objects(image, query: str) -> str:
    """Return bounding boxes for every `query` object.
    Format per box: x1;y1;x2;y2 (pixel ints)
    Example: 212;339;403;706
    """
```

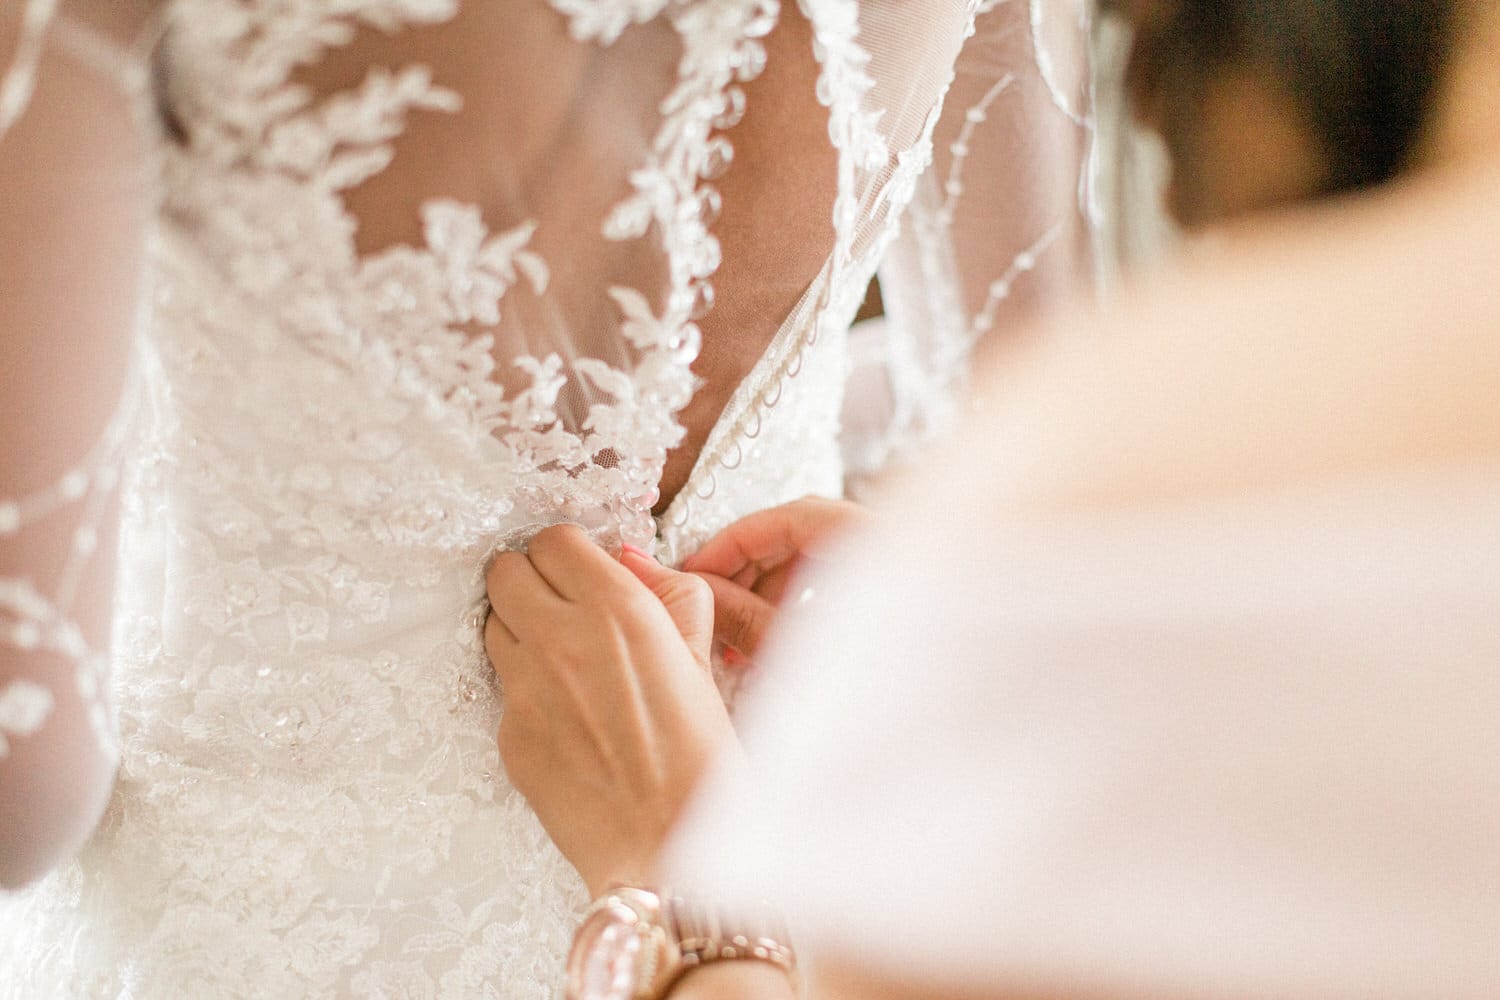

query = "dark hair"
1108;0;1461;208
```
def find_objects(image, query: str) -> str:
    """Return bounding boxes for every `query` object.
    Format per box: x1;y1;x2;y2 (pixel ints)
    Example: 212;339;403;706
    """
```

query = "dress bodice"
0;1;1095;995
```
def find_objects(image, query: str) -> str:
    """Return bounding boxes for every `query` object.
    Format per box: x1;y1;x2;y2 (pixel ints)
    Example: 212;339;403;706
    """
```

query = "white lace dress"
0;1;1093;995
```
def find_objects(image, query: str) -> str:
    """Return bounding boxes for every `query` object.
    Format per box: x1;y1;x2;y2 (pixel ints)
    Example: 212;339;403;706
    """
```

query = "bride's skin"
483;4;1500;998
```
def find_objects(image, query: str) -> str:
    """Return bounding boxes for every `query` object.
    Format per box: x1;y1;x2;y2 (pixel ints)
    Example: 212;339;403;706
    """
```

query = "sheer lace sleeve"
0;1;154;889
843;0;1097;480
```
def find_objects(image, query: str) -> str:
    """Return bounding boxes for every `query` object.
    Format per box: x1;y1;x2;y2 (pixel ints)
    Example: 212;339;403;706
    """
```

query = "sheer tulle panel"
900;0;1096;340
658;0;981;526
671;2;836;503
789;0;976;308
289;3;681;426
307;2;855;511
847;0;975;257
156;0;781;534
846;0;1097;475
939;0;1095;327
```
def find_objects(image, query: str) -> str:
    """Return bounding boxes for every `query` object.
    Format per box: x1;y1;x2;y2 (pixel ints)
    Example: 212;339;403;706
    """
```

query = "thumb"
620;546;714;664
698;573;776;659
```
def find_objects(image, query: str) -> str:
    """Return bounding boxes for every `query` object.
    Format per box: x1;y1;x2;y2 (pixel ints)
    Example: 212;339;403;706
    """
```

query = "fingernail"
722;648;750;667
620;544;655;563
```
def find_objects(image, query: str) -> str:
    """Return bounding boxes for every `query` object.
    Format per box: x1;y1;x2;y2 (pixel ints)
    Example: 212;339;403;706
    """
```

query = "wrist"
565;885;798;1000
667;959;799;1000
585;861;659;901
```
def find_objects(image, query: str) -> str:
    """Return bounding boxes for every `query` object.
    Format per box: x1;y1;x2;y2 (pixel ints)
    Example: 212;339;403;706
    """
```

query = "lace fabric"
1;1;1095;994
846;0;1098;479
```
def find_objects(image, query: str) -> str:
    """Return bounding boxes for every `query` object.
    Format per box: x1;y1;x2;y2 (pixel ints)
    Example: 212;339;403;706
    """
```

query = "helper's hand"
485;525;733;896
684;497;869;658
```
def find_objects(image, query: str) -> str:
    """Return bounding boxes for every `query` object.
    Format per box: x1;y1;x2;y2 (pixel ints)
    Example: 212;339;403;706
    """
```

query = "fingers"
699;573;777;657
488;525;659;640
527;523;634;602
485;550;564;641
490;520;800;668
621;547;715;665
620;546;699;606
747;561;797;608
684;497;864;581
483;609;522;685
683;505;806;580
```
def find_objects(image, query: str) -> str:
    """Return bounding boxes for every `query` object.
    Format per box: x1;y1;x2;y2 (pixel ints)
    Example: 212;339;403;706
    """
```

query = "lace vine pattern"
669;0;1041;535
0;374;141;762
152;0;782;561
948;0;1095;374
663;0;912;538
565;0;784;543
0;681;53;758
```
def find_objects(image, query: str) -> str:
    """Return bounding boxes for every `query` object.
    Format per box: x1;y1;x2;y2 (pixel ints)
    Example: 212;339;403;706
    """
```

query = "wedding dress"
0;0;1093;995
